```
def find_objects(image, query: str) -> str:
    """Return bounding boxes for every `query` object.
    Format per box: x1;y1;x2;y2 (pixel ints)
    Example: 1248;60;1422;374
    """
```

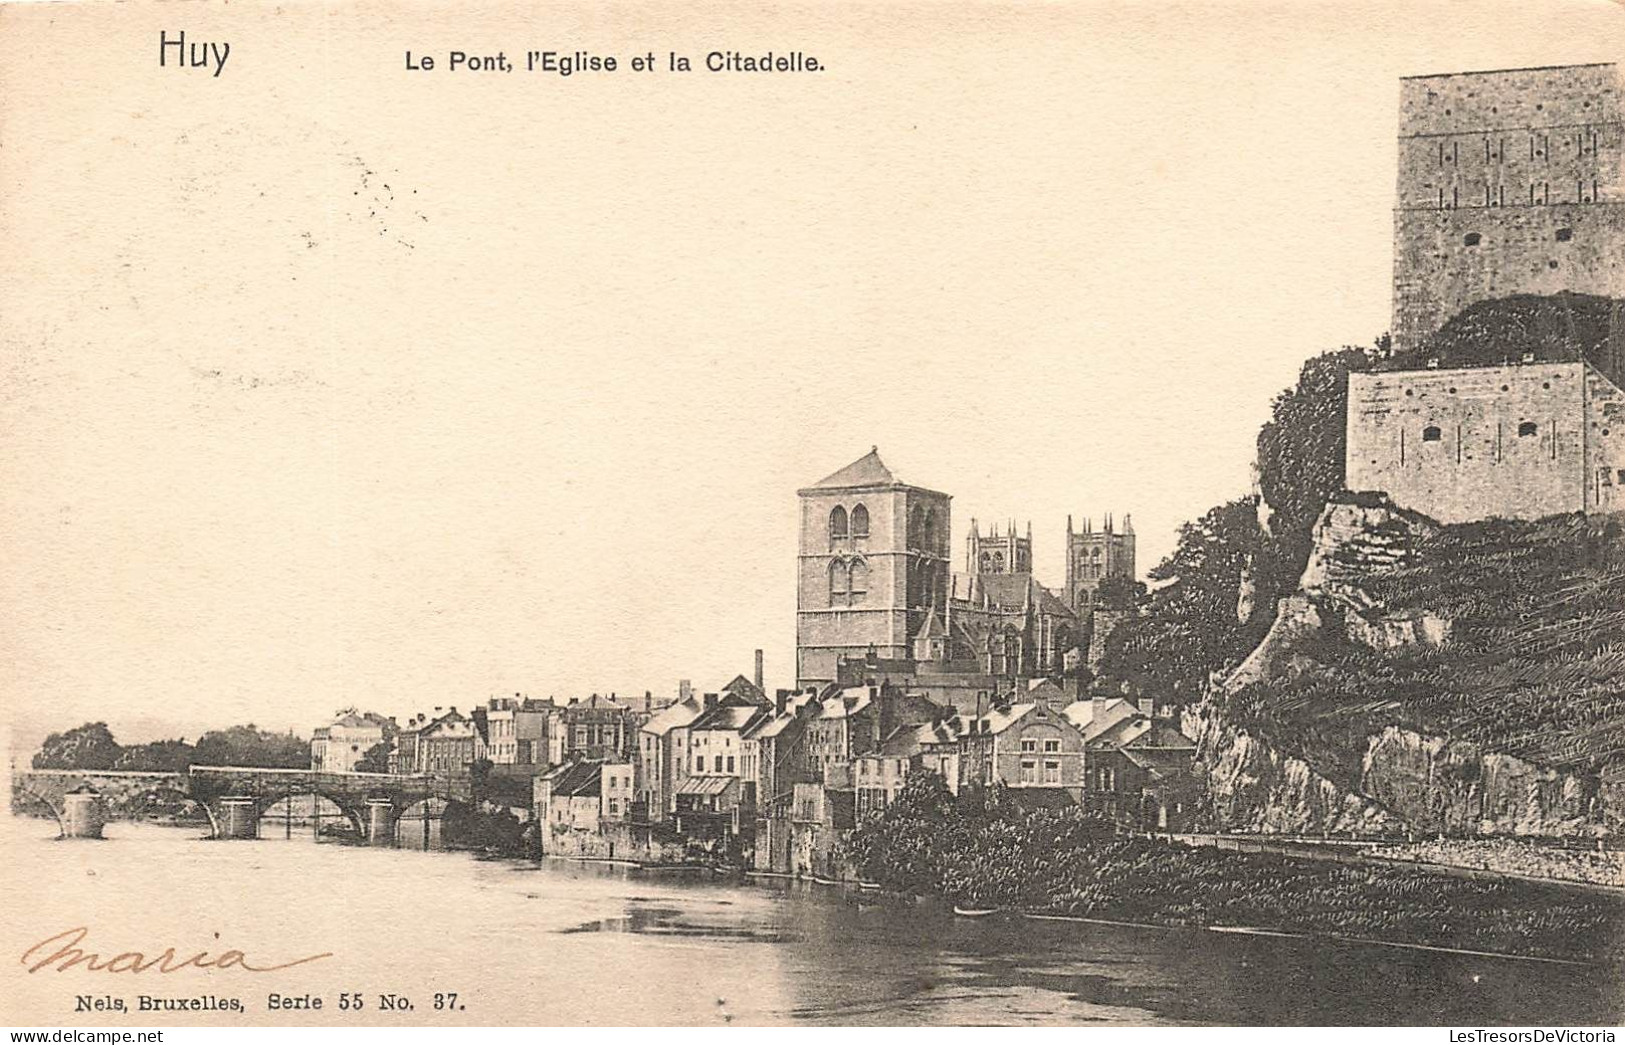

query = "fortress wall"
1345;363;1589;523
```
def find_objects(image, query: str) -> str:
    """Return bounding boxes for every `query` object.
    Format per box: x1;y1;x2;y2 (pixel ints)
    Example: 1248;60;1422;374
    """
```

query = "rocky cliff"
1198;498;1622;839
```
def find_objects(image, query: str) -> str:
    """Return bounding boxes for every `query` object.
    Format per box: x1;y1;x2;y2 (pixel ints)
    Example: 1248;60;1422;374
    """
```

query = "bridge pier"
218;796;260;839
366;798;396;847
62;787;106;839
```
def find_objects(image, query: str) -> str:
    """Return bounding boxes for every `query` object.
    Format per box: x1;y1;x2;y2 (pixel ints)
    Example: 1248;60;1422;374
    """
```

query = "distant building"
309;710;395;773
795;449;1134;697
958;694;1085;798
473;696;565;767
417;708;476;779
1085;714;1198;830
1390;63;1625;355
637;694;706;822
1345;360;1625;522
1065;514;1136;614
563;694;639;762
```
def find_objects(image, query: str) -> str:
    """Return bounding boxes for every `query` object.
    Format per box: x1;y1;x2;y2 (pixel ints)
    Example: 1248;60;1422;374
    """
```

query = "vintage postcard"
2;0;1622;1032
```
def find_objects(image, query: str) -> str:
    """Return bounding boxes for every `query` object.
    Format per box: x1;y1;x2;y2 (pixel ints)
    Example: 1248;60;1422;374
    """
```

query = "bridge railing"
16;769;187;779
188;765;438;782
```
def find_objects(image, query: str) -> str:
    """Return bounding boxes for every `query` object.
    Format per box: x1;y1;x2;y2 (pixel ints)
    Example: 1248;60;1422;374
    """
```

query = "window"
1518;421;1538;437
608;799;619;814
1463;232;1481;247
829;505;848;538
1019;759;1036;784
829;560;849;606
1020;739;1037;753
1556;227;1573;242
726;756;735;773
1422;425;1442;442
695;756;705;772
1043;760;1061;784
922;509;938;551
850;503;869;537
847;559;868;604
1043;739;1060;753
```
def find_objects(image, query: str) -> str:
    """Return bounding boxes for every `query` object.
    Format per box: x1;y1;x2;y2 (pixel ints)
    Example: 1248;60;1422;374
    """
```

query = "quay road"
1154;831;1625;896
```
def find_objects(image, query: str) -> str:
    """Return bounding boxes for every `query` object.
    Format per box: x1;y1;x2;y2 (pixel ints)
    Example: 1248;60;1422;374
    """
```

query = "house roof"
1063;698;1139;741
1124;721;1198;751
1121;747;1197;776
676;775;737;797
1086;715;1153;750
642;695;705;736
690;703;772;733
912;607;947;642
813;686;875;720
548;761;602;798
718;675;769;706
806;448;899;490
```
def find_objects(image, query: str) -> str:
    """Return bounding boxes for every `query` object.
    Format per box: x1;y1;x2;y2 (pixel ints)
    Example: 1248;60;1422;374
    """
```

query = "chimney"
679;679;693;704
645;691;652;712
1138;697;1155;717
775;688;790;716
1093;694;1107;723
754;649;764;691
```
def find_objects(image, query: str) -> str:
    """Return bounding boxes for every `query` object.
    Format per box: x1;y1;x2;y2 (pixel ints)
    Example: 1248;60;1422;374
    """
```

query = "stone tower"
966;519;1032;575
1391;63;1625;354
1065;514;1136;613
795;449;951;688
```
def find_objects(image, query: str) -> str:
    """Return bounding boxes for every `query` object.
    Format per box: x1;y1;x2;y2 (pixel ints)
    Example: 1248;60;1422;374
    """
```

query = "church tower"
966;519;1032;575
795;449;951;688
1065;513;1137;612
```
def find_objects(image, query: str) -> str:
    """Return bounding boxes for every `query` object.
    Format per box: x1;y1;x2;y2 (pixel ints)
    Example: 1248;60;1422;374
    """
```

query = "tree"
192;725;308;769
115;738;195;772
32;722;123;770
1254;345;1374;596
1100;498;1267;700
354;741;391;774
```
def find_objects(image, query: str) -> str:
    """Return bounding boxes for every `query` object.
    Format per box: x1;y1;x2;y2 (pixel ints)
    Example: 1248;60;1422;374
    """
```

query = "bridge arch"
130;784;219;838
11;783;67;837
237;789;369;840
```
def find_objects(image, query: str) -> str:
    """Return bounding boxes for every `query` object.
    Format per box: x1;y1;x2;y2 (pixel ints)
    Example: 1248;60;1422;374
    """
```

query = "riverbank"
845;777;1625;965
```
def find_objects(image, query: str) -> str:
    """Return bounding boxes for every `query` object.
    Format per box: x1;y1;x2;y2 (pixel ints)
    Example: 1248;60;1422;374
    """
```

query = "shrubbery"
845;772;1623;961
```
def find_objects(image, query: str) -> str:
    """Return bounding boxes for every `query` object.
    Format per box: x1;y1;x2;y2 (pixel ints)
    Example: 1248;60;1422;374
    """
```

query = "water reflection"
1;817;1619;1026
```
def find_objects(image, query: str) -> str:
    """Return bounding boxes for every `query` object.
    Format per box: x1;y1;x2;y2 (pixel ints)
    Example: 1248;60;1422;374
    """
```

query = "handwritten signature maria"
20;927;333;974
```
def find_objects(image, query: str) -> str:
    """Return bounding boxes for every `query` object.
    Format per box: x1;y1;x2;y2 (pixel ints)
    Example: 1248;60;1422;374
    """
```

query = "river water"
2;816;1620;1027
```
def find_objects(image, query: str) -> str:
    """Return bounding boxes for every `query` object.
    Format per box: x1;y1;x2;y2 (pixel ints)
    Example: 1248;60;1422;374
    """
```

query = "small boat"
953;905;999;917
857;881;882;892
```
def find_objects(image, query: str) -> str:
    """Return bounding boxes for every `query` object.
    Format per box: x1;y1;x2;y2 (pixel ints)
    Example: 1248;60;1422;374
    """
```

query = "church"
794;448;1135;713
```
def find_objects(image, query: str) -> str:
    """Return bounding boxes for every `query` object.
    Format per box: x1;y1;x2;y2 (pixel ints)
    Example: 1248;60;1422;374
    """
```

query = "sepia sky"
2;0;1620;749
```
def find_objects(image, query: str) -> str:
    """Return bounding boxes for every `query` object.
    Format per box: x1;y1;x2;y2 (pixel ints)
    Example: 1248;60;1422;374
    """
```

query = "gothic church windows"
828;556;869;607
850;503;870;538
829;560;848;606
848;560;868;602
829;505;848;540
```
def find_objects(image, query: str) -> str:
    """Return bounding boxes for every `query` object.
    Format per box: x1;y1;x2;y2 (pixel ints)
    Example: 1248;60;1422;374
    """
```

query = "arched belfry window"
829;560;849;606
829;505;848;539
909;506;923;547
850;503;870;538
1518;421;1538;437
848;559;869;604
923;509;938;552
1422;425;1443;442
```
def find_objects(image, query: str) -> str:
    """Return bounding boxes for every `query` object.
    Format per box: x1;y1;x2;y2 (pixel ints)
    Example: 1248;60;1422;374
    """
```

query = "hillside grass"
1227;512;1625;785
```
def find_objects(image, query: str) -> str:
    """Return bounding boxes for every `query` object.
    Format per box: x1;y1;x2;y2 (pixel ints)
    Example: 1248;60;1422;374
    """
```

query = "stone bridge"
12;766;448;846
11;769;193;837
187;766;446;844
